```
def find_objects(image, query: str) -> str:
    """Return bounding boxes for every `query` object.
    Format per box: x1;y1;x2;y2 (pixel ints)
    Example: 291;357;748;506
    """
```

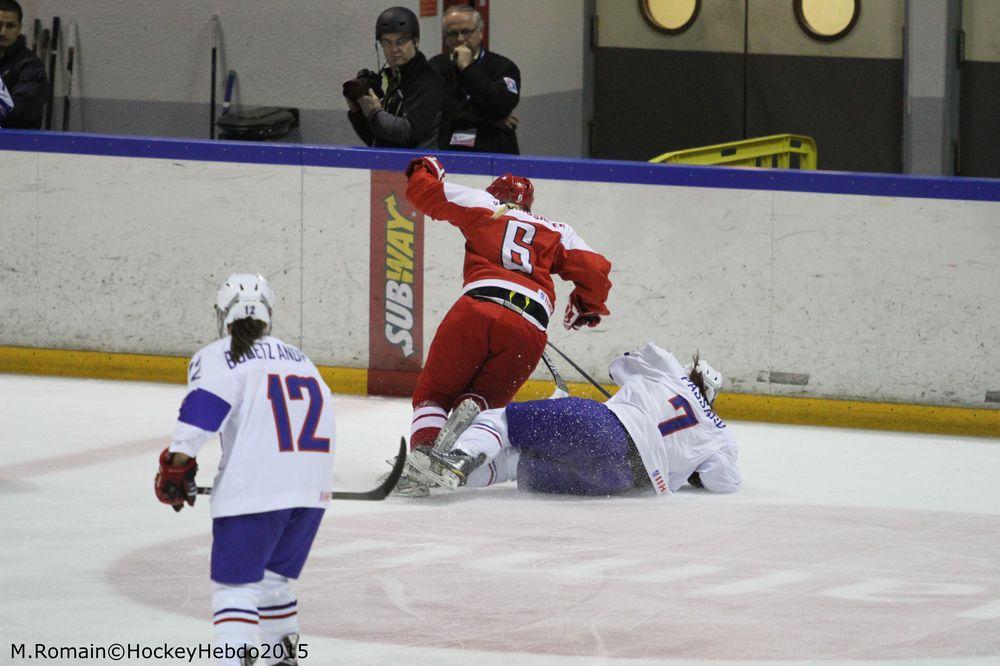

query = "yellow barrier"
3;345;999;438
651;134;818;170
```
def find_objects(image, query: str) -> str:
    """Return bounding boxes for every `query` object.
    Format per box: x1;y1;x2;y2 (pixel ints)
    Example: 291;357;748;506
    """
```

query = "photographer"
0;0;47;129
428;4;520;154
344;6;447;150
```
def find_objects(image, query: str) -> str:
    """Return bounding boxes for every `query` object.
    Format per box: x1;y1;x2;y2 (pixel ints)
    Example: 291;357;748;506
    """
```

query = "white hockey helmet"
684;357;723;405
215;273;275;337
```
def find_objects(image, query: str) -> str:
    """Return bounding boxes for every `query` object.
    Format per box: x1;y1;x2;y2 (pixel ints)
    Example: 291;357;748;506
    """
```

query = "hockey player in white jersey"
408;342;740;496
154;273;334;666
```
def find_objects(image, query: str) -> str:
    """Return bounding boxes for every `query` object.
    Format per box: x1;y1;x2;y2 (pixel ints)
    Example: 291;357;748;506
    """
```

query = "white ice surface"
1;374;998;665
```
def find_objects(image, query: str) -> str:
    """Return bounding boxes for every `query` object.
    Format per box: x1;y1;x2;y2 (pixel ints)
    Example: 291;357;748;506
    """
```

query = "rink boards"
0;131;998;433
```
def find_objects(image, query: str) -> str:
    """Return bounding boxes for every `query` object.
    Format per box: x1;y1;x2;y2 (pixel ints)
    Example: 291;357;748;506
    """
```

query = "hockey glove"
563;293;602;331
154;447;198;512
404;155;445;181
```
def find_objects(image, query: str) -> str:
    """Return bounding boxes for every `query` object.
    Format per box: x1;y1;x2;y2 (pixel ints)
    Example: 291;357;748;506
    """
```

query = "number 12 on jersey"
266;374;330;453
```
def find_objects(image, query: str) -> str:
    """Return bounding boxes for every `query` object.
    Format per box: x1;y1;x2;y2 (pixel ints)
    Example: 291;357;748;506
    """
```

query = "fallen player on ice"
406;342;741;496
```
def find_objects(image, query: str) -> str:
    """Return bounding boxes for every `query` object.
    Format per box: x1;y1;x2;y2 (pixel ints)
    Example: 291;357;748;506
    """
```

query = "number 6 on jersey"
501;220;535;274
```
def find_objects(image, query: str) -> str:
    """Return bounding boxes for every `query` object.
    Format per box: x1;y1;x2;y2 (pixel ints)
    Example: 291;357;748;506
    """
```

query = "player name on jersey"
224;341;306;369
684;377;726;429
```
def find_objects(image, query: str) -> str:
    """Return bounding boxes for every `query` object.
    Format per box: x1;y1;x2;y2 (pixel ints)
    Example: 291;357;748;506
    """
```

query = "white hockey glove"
404;155;445;181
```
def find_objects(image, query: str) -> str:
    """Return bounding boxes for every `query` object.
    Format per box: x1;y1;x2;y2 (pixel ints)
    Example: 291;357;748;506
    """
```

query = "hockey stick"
209;15;219;139
540;350;570;396
44;16;59;130
545;340;612;399
38;27;49;75
196;437;407;501
61;20;76;131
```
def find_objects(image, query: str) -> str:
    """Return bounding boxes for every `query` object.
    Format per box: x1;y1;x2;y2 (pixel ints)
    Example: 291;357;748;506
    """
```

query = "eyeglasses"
379;36;412;49
444;27;478;39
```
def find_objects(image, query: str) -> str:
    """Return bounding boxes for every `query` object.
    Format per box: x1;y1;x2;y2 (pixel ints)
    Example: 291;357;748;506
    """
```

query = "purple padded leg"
505;398;634;496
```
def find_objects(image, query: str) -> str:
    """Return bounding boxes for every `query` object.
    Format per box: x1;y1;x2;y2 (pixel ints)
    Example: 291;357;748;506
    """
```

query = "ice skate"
393;465;433;498
272;632;300;665
378;450;435;498
433;396;484;452
407;446;486;490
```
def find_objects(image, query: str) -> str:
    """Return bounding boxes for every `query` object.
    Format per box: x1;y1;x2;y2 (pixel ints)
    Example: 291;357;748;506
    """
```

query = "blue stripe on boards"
2;130;1000;202
178;388;232;432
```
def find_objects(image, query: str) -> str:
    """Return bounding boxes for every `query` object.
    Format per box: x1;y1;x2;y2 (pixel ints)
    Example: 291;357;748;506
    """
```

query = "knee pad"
454;392;488;411
258;570;295;608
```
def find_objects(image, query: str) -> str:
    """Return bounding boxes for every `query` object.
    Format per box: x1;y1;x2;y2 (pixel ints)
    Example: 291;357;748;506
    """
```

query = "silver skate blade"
378;457;435;497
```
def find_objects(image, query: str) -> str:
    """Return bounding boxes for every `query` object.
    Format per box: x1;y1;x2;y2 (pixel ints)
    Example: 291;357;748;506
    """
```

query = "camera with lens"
342;69;382;100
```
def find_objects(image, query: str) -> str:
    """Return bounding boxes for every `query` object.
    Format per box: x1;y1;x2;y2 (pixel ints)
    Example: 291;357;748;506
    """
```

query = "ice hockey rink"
2;373;998;665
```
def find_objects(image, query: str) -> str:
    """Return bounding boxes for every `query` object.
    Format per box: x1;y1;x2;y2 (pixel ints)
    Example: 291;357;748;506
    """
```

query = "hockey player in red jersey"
399;155;612;494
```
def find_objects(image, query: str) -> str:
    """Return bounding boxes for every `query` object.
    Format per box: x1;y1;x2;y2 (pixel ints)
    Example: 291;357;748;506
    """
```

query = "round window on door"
639;0;700;35
794;0;860;42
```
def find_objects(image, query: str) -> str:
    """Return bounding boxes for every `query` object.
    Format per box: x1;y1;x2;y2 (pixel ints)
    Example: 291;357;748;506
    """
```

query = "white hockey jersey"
605;342;740;494
169;335;336;518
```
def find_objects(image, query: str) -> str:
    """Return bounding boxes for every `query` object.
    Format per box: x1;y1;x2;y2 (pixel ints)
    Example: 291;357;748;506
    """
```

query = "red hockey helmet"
486;173;534;212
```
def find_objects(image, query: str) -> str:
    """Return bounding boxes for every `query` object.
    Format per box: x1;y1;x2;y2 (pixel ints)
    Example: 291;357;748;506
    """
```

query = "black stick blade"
196;437;409;501
329;437;407;501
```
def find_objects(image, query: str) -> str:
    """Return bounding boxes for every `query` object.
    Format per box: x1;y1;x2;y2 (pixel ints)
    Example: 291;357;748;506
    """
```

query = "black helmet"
376;6;420;40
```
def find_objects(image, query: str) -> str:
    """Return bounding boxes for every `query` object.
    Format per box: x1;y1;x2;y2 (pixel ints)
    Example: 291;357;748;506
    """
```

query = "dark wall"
592;48;744;162
747;54;903;173
593;47;903;173
959;61;1000;179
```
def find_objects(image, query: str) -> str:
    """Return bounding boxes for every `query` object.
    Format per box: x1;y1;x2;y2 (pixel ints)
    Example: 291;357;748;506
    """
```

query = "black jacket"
0;35;48;129
348;51;446;150
429;49;520;155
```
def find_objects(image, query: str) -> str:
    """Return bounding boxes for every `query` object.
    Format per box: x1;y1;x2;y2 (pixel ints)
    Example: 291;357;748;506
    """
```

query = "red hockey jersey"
406;168;612;329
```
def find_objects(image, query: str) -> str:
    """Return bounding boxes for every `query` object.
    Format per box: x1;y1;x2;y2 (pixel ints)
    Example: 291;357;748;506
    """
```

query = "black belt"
466;286;549;329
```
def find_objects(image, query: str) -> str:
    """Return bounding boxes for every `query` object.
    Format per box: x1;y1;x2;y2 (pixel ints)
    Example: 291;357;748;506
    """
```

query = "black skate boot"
273;632;300;665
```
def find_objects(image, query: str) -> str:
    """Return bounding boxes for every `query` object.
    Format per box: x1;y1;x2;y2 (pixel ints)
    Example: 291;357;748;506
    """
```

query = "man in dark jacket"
346;6;447;150
428;4;520;154
0;0;47;130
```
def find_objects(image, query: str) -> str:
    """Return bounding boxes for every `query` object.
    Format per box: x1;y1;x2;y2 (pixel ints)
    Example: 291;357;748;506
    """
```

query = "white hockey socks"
410;402;447;448
258;570;299;665
466;448;518;487
212;580;262;665
452;408;512;487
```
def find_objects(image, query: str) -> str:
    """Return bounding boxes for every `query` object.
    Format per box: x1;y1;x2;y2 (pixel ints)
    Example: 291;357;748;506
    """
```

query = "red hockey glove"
154;448;198;512
563;293;603;330
404;155;445;180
